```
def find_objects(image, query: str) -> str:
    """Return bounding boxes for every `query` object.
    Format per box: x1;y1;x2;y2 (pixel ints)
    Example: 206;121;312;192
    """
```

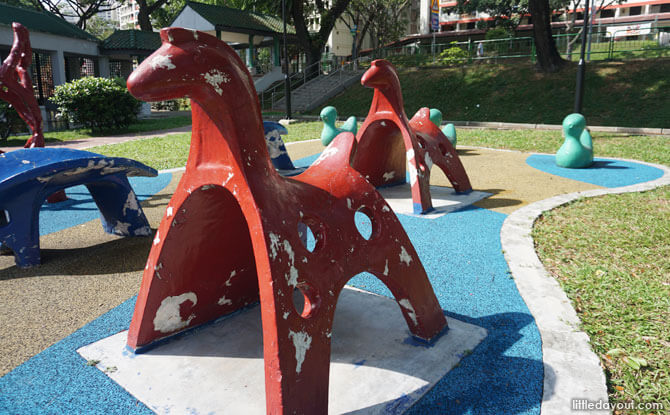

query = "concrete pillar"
51;50;66;86
419;0;431;34
98;56;110;78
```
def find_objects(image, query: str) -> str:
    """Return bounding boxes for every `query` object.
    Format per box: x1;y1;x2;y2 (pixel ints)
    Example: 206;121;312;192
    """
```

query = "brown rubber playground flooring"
0;140;603;376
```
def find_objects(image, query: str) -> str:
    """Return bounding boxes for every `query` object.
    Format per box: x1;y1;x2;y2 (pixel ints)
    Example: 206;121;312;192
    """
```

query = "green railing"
364;25;670;66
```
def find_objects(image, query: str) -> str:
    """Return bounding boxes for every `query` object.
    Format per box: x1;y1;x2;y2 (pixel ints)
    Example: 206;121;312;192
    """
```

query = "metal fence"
365;25;670;66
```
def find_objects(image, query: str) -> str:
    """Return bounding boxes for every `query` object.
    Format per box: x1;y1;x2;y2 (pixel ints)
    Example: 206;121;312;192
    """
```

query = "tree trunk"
290;1;323;79
528;0;566;72
136;0;153;31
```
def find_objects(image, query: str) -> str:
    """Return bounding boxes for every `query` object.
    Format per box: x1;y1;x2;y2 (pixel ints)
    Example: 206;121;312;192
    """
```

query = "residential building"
437;0;670;34
117;0;140;30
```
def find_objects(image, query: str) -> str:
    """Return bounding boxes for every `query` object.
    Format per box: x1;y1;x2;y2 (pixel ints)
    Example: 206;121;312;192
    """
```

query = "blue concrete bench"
0;148;157;268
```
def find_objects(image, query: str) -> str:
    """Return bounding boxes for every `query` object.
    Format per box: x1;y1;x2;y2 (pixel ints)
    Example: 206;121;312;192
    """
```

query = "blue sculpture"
263;121;305;176
319;106;357;146
556;113;593;168
429;108;457;146
0;148;156;267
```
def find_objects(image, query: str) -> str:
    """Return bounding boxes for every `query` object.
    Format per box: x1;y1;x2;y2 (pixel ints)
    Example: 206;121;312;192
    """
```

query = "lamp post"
282;0;292;120
574;0;590;114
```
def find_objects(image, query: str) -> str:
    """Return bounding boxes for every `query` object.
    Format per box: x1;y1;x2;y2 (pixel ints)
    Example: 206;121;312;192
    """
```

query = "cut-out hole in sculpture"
354;208;373;241
0;210;9;227
297;218;323;253
292;283;319;318
417;136;426;149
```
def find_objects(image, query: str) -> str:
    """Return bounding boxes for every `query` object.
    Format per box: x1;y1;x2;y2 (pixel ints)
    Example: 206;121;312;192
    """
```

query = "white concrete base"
378;184;491;219
78;287;487;415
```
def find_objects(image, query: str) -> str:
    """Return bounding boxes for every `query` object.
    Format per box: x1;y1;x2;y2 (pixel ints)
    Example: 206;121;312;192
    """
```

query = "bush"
438;42;469;65
50;76;141;131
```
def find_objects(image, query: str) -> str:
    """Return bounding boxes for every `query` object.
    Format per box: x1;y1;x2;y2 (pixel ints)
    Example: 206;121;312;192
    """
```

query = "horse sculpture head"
127;27;271;170
128;27;258;115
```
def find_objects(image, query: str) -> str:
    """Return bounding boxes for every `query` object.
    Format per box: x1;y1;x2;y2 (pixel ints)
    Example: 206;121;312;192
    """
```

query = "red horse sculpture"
0;23;66;202
0;23;45;150
352;59;472;214
126;28;447;414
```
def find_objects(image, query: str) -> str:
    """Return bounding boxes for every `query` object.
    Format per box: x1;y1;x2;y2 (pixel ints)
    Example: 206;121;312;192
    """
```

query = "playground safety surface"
0;139;666;414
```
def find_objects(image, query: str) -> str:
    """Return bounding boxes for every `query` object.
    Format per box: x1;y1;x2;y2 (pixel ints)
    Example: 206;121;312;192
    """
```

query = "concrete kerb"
501;155;670;415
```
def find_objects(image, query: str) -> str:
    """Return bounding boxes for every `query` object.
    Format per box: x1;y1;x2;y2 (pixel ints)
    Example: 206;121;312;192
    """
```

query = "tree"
22;0;122;30
290;0;352;76
457;0;568;72
528;0;566;72
563;0;623;59
342;0;409;56
86;15;117;39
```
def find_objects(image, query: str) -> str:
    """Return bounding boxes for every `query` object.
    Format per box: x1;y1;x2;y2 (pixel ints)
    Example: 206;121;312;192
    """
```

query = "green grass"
89;122;669;170
532;187;670;413
87;121;325;169
457;129;670;166
1;116;191;148
317;59;670;128
90;133;192;171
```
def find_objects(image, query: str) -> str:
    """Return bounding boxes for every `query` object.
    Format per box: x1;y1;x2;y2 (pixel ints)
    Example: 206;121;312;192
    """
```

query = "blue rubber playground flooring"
0;154;663;414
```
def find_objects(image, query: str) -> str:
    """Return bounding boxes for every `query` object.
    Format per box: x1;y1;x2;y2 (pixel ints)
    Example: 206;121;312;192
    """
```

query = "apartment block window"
629;6;642;15
660;3;670;12
600;9;615;18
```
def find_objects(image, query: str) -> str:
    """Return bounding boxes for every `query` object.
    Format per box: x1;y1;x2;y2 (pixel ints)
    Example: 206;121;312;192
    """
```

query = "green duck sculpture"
556;113;593;168
429;108;457;146
320;106;357;146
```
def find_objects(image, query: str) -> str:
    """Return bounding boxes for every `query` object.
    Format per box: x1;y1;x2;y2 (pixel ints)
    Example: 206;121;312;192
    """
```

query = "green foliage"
50;77;141;131
485;26;514;40
85;15;117;39
0;101;27;141
437;42;469;65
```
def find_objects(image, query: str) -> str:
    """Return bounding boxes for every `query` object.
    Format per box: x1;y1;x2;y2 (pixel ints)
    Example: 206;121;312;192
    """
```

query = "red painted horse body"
352;59;472;214
0;23;45;150
126;28;447;414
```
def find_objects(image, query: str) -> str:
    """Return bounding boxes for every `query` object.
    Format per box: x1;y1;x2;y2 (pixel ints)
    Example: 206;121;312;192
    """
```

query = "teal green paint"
556;113;594;168
273;37;280;67
429;108;457;146
247;34;255;68
319;106;357;146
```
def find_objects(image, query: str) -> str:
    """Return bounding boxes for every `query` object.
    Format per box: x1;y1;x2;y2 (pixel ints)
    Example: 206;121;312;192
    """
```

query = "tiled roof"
0;3;99;42
100;30;161;53
184;1;296;35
